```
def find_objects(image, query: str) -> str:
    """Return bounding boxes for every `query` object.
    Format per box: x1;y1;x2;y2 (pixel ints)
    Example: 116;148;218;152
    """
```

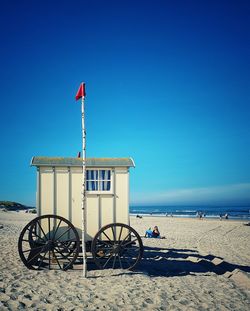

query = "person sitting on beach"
145;227;153;238
145;226;165;238
152;226;160;238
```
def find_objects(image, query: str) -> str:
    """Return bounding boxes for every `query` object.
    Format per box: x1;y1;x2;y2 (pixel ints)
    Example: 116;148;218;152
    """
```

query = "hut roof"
31;157;135;168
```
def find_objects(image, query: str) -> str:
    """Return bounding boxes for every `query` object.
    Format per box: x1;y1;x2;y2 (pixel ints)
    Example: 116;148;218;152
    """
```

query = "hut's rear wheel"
18;215;80;270
91;223;143;270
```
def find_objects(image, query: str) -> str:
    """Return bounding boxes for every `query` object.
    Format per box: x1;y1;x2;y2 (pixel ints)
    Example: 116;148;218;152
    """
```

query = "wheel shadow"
135;246;250;277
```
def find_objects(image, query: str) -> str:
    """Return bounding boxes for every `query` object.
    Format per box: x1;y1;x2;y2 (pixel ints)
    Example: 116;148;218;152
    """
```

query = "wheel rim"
18;215;80;270
91;223;143;270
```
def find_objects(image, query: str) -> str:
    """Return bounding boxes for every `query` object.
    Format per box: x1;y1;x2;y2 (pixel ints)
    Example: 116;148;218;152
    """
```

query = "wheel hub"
113;243;121;254
44;239;54;251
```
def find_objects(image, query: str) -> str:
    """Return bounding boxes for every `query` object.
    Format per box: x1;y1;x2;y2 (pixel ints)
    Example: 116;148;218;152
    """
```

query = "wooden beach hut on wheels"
18;156;143;271
18;83;143;274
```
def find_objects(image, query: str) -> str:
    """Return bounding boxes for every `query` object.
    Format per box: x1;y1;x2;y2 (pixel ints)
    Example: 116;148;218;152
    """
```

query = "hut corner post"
81;95;87;278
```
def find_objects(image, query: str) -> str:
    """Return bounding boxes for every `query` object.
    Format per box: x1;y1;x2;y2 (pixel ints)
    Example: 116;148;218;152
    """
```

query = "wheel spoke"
96;239;112;247
121;238;138;248
27;227;45;242
120;231;132;245
49;250;51;270
52;219;62;240
22;239;38;243
54;247;72;262
112;253;117;269
118;226;123;243
37;250;48;270
27;247;45;264
118;254;123;269
52;249;62;270
102;253;114;268
37;220;48;241
121;255;133;268
57;238;78;244
22;245;45;253
55;242;76;253
102;231;113;243
111;226;116;243
55;226;72;241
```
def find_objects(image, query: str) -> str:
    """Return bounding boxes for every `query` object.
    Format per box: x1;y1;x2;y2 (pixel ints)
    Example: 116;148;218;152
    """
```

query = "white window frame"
86;168;113;194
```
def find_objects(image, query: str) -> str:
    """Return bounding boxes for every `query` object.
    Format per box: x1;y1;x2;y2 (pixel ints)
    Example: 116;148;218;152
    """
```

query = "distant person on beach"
225;213;228;220
197;212;202;220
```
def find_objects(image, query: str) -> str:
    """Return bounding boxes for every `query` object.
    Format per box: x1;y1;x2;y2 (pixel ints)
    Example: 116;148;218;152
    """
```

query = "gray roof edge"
30;156;35;167
31;157;135;168
129;157;136;168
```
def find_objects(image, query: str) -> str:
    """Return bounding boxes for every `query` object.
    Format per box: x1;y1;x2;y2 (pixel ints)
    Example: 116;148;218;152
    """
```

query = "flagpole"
81;93;87;278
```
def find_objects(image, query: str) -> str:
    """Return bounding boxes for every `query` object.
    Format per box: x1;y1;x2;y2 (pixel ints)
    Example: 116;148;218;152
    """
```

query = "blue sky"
0;0;249;206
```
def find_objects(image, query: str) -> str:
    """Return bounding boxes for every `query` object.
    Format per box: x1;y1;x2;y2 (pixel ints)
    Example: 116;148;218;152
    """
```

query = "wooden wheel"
18;215;80;270
91;223;143;270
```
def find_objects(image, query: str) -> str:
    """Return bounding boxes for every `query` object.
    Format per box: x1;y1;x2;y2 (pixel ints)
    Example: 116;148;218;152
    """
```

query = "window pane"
99;180;111;191
106;181;110;191
106;170;111;180
100;170;105;180
106;181;111;190
87;170;98;180
100;170;111;180
87;181;98;191
94;170;98;180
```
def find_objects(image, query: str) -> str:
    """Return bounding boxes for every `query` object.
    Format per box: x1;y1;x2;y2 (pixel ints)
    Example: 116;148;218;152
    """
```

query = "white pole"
81;94;87;278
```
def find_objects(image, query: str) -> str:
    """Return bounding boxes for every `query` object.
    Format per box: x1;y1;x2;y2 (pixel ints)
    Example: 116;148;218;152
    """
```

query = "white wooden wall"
37;166;130;241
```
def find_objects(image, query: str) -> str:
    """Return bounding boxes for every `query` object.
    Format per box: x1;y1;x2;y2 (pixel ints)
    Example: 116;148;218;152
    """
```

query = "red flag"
75;82;86;100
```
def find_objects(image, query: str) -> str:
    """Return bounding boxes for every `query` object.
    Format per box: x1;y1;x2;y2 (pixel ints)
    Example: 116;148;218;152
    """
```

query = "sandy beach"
0;211;249;310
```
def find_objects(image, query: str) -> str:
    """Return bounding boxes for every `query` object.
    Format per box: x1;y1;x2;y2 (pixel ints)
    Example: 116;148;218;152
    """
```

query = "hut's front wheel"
91;223;143;270
18;215;80;270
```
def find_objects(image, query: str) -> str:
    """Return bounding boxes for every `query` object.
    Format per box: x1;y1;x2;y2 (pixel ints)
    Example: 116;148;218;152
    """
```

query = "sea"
130;205;250;220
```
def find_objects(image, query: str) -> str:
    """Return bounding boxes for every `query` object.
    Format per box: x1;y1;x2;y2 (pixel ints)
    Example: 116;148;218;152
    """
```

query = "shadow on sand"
85;246;250;278
135;246;250;277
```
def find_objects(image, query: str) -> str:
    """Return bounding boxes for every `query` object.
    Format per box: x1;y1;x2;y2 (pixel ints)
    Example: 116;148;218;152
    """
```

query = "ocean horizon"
130;205;250;220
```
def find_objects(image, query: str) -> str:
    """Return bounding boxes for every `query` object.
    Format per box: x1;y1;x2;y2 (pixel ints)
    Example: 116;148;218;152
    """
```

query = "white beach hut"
18;83;143;273
31;157;135;242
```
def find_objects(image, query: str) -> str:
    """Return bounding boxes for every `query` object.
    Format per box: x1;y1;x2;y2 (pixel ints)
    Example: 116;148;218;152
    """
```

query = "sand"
0;211;249;310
